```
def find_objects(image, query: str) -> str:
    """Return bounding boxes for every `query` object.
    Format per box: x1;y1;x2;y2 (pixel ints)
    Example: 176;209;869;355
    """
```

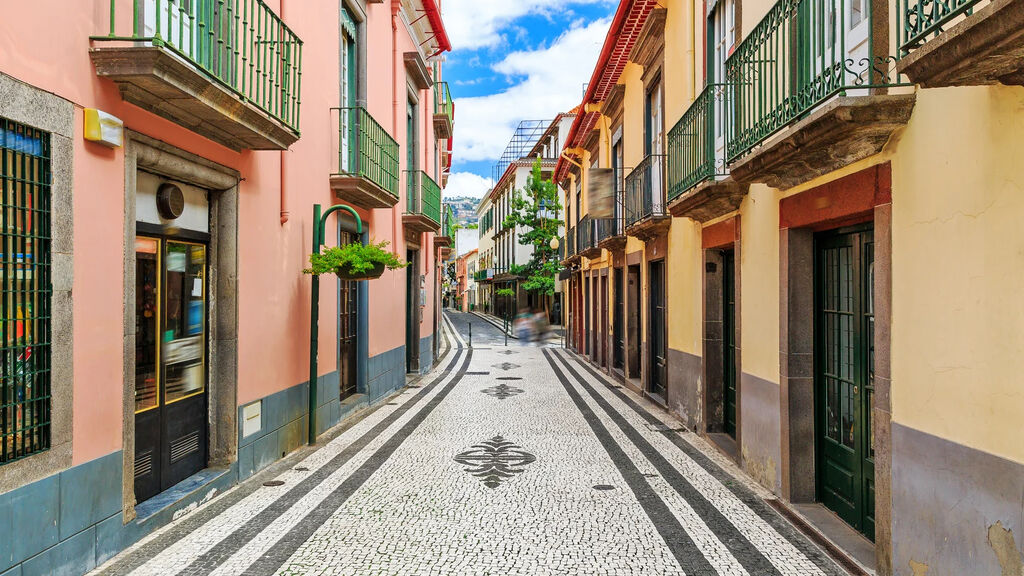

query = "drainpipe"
279;0;289;224
392;0;401;246
690;0;697;98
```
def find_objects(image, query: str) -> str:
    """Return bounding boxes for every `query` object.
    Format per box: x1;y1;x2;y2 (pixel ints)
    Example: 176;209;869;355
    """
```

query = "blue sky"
439;0;617;198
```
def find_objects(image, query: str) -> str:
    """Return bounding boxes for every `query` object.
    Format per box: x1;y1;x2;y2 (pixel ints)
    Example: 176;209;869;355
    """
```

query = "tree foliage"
501;158;562;296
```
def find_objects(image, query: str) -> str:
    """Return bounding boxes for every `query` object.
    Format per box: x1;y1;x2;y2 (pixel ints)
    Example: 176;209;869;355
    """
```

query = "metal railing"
97;0;303;131
595;217;617;244
578;216;594;252
625;154;668;227
334;107;399;199
440;204;457;238
566;225;577;258
899;0;986;53
725;0;907;163
668;83;730;200
434;81;453;122
406;170;441;226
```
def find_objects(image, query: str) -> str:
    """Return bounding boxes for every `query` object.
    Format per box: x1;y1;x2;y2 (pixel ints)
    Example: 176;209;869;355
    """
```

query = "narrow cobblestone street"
92;312;848;576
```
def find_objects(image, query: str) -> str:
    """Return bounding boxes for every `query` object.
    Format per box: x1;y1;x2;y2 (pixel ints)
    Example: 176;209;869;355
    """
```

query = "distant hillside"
443;196;480;225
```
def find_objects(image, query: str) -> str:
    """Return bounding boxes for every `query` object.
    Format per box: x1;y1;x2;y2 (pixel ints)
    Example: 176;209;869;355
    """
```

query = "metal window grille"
0;118;52;465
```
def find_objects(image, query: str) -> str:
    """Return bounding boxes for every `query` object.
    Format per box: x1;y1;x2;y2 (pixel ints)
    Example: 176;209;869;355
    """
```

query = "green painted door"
723;249;737;438
816;227;875;540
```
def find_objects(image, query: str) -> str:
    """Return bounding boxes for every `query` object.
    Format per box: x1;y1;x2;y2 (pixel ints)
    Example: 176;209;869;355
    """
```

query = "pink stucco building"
0;1;454;572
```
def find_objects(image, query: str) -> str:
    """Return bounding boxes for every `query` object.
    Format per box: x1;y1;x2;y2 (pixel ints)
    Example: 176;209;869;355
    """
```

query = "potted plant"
303;240;407;280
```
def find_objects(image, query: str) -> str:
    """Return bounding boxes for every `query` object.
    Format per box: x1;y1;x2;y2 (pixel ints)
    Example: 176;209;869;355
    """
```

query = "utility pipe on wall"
279;0;289;224
392;0;400;247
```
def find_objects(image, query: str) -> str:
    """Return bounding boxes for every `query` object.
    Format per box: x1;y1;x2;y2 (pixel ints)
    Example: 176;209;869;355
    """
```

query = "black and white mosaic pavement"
92;311;850;576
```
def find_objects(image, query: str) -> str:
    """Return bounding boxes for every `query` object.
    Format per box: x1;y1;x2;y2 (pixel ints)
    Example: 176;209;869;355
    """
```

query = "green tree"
502;158;563;310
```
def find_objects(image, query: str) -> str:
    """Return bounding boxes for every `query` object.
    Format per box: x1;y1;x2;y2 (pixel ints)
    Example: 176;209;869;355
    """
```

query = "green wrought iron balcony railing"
565;225;577;258
434;81;453;122
578;216;594;252
667;83;730;200
624;154;668;228
725;0;908;163
899;0;985;53
433;81;454;140
97;0;302;132
440;204;457;238
405;170;442;226
334;107;400;199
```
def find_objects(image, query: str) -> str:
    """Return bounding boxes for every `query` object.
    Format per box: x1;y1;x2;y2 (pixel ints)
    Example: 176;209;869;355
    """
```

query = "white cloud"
442;0;611;51
443;171;494;199
452;18;609;164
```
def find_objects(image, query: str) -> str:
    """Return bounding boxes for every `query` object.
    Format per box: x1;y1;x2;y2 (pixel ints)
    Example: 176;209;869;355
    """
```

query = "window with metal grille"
0;118;51;465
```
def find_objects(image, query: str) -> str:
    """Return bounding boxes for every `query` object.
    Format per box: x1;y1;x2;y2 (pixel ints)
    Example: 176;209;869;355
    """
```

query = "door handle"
853;386;859;395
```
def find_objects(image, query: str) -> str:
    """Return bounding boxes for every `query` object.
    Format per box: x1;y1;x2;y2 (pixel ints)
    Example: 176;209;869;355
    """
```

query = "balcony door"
645;80;665;215
798;0;870;93
708;0;735;169
339;8;358;172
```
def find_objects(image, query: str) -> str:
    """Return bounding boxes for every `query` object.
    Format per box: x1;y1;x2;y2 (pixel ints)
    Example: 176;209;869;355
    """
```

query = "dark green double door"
816;228;875;540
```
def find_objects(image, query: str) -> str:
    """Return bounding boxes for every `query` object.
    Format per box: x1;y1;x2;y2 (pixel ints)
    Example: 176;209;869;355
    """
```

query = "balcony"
403;170;442;234
624;154;671;241
666;84;749;222
474;269;492;282
433;82;454;139
435;205;456;251
897;0;1024;87
562;225;580;266
90;0;302;150
577;216;596;258
725;0;915;189
595;194;627;252
577;215;615;259
330;107;400;209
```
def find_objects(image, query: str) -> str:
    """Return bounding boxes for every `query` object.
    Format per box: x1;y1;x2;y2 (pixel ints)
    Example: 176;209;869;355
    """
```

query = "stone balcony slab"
729;95;916;190
90;45;299;151
898;0;1024;87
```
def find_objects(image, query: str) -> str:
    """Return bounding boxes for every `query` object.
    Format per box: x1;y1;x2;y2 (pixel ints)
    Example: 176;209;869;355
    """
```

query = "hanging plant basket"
334;262;386;280
303;240;408;280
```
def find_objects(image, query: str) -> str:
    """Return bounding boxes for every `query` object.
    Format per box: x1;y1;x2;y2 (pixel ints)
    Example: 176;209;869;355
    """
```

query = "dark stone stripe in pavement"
549;351;783;576
540;349;718;575
557;350;848;576
176;345;468;576
246;348;475;576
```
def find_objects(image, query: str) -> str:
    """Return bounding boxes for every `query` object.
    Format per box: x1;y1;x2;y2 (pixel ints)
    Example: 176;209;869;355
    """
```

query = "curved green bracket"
308;203;363;446
314;204;363;255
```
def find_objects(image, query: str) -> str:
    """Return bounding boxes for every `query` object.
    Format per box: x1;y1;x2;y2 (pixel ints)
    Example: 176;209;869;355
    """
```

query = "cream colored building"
559;0;1024;574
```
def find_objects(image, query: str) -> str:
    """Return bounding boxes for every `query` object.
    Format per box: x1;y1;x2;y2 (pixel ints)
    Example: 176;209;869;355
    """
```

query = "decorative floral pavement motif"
453;435;537;488
481;383;525;400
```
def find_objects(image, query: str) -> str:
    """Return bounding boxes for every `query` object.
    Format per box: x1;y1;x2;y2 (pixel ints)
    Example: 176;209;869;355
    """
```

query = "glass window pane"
163;242;205;403
135;237;160;412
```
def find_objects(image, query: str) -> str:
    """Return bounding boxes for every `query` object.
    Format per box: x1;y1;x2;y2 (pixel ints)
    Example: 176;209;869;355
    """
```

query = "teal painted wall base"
237;371;340;482
367;345;405;402
419;334;434;375
0;346;413;576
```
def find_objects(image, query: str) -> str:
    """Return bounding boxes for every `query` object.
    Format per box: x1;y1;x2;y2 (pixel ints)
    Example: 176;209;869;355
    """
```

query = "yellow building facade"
558;0;1024;574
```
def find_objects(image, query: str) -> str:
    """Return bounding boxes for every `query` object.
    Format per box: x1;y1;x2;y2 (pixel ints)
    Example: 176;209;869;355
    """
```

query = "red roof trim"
423;0;452;54
554;0;660;182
